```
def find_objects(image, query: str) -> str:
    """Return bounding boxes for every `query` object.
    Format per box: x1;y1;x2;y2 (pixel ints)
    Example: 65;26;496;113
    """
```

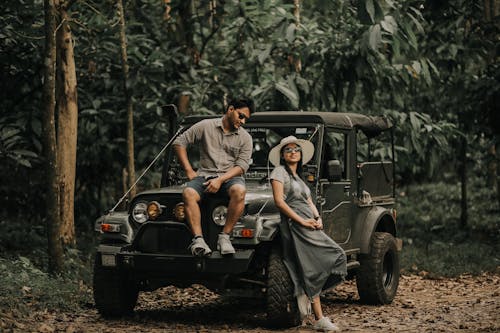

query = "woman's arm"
271;180;320;230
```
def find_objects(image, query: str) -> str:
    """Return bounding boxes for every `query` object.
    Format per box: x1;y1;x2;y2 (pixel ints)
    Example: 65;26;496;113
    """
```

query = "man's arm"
172;120;205;180
174;144;197;180
233;132;253;174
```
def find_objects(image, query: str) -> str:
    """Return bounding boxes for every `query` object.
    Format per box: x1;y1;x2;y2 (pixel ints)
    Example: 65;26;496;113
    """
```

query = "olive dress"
270;166;347;299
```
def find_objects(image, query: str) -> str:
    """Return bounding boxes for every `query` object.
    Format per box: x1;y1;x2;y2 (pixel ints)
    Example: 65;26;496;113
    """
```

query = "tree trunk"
56;7;78;246
43;0;64;274
178;93;190;114
293;0;302;73
175;1;198;63
117;0;136;199
163;0;172;21
484;0;491;20
459;136;468;229
497;142;500;209
487;144;497;188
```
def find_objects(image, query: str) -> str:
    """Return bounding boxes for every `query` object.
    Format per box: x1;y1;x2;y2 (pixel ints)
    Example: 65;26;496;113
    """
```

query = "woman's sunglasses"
284;147;302;153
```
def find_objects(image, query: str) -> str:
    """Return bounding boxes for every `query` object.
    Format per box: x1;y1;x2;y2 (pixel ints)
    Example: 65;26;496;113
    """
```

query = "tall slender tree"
117;0;136;198
42;0;79;273
56;4;78;245
43;0;63;273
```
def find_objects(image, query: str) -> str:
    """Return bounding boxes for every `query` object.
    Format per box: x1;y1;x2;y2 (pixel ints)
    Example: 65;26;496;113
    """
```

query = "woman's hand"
301;218;322;230
315;217;323;230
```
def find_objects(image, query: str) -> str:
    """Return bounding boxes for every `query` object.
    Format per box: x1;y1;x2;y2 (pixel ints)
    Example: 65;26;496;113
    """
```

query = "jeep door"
319;128;353;245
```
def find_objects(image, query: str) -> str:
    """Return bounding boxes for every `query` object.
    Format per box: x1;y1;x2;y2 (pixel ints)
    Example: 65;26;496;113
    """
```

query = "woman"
269;136;347;332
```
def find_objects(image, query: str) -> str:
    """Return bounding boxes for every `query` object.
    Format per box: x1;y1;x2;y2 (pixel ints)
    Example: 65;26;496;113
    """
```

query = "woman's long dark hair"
279;144;304;179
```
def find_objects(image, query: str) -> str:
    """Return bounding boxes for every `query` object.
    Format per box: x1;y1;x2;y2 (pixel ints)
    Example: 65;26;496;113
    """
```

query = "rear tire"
93;254;139;317
266;248;301;328
356;232;400;304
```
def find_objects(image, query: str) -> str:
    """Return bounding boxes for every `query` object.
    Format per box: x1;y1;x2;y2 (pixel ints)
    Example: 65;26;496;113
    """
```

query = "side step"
344;248;360;271
347;261;360;270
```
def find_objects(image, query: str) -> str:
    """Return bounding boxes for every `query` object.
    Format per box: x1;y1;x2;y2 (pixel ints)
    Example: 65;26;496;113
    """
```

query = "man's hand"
203;177;222;193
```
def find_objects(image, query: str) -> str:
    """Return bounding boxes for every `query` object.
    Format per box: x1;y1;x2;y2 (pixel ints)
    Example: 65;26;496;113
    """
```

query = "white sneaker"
314;317;340;332
189;237;212;257
217;233;235;255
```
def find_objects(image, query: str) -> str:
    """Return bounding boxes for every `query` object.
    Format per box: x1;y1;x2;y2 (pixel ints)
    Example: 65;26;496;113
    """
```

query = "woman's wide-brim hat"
268;135;315;167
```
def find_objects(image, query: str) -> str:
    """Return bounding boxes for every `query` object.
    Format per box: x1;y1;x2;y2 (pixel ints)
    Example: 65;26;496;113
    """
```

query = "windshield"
246;125;320;168
170;124;322;183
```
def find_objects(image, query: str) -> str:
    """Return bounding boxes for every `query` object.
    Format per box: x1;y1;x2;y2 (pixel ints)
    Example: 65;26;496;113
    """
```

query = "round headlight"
212;205;227;226
132;202;148;223
147;201;162;220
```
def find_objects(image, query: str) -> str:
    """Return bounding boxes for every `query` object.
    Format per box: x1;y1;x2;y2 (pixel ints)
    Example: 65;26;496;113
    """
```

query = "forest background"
0;0;498;314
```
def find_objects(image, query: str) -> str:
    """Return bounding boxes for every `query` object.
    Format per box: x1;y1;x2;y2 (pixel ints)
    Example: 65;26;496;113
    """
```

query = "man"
173;98;254;256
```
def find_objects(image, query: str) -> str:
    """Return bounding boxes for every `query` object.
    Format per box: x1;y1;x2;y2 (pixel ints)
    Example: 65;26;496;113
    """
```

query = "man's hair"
226;97;255;115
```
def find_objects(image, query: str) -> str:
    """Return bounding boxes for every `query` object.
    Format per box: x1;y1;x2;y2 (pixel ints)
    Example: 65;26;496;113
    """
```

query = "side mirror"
327;160;342;182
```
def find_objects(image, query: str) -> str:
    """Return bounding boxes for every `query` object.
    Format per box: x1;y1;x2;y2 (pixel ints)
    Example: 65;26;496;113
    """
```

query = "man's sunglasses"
284;147;302;153
237;112;248;120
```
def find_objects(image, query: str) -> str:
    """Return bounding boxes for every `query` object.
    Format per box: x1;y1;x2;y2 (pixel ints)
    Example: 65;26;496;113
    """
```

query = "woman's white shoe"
313;316;340;332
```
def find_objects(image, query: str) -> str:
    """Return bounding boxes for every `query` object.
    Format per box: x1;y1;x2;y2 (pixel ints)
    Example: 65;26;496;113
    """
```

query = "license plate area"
101;253;117;267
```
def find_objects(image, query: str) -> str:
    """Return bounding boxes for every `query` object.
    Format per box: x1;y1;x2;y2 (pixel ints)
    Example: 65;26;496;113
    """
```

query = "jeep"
93;110;402;327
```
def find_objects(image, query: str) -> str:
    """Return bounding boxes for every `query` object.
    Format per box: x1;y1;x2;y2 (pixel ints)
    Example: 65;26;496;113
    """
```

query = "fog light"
174;202;185;221
147;201;162;220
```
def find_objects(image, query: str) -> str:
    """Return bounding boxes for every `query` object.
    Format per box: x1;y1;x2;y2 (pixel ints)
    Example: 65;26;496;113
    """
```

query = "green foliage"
0;255;92;313
0;217;94;312
401;242;499;277
397;179;500;276
0;0;497;283
0;126;39;168
383;109;459;180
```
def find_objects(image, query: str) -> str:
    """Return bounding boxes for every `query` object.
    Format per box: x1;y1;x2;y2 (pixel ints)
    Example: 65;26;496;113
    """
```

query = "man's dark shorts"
186;176;245;198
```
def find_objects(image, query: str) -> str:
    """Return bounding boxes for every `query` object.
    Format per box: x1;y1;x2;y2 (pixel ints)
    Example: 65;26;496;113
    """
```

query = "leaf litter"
0;272;498;332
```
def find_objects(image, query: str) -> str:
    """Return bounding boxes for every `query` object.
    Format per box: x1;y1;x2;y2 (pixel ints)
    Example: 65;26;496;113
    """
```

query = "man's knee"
228;185;246;202
183;187;201;203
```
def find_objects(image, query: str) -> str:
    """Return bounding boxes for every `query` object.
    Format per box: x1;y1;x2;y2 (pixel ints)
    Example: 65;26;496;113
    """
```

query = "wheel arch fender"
95;212;134;244
359;206;396;254
257;216;281;242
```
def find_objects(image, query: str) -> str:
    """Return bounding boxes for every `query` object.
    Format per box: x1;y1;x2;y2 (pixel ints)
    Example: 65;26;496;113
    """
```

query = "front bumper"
97;244;254;275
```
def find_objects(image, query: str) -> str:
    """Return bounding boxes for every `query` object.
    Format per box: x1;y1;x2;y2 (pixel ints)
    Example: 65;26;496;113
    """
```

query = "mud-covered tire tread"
93;255;139;317
266;248;301;328
356;232;400;305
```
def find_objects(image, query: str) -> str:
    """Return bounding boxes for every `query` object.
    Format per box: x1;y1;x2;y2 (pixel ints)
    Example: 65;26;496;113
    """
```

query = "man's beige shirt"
173;117;253;177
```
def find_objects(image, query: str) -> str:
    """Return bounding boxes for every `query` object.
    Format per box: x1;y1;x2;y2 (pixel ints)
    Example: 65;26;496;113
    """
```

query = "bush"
0;218;95;313
0;256;92;314
397;178;500;277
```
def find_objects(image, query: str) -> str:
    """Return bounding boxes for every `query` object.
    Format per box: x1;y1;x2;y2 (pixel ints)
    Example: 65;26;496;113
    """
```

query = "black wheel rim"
382;250;394;289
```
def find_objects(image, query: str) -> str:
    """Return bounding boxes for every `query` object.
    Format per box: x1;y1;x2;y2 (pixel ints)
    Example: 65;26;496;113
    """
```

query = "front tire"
356;232;400;304
266;247;301;328
93;254;139;317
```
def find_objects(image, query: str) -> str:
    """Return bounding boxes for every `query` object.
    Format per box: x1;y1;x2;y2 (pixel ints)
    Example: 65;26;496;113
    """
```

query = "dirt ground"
1;272;499;333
